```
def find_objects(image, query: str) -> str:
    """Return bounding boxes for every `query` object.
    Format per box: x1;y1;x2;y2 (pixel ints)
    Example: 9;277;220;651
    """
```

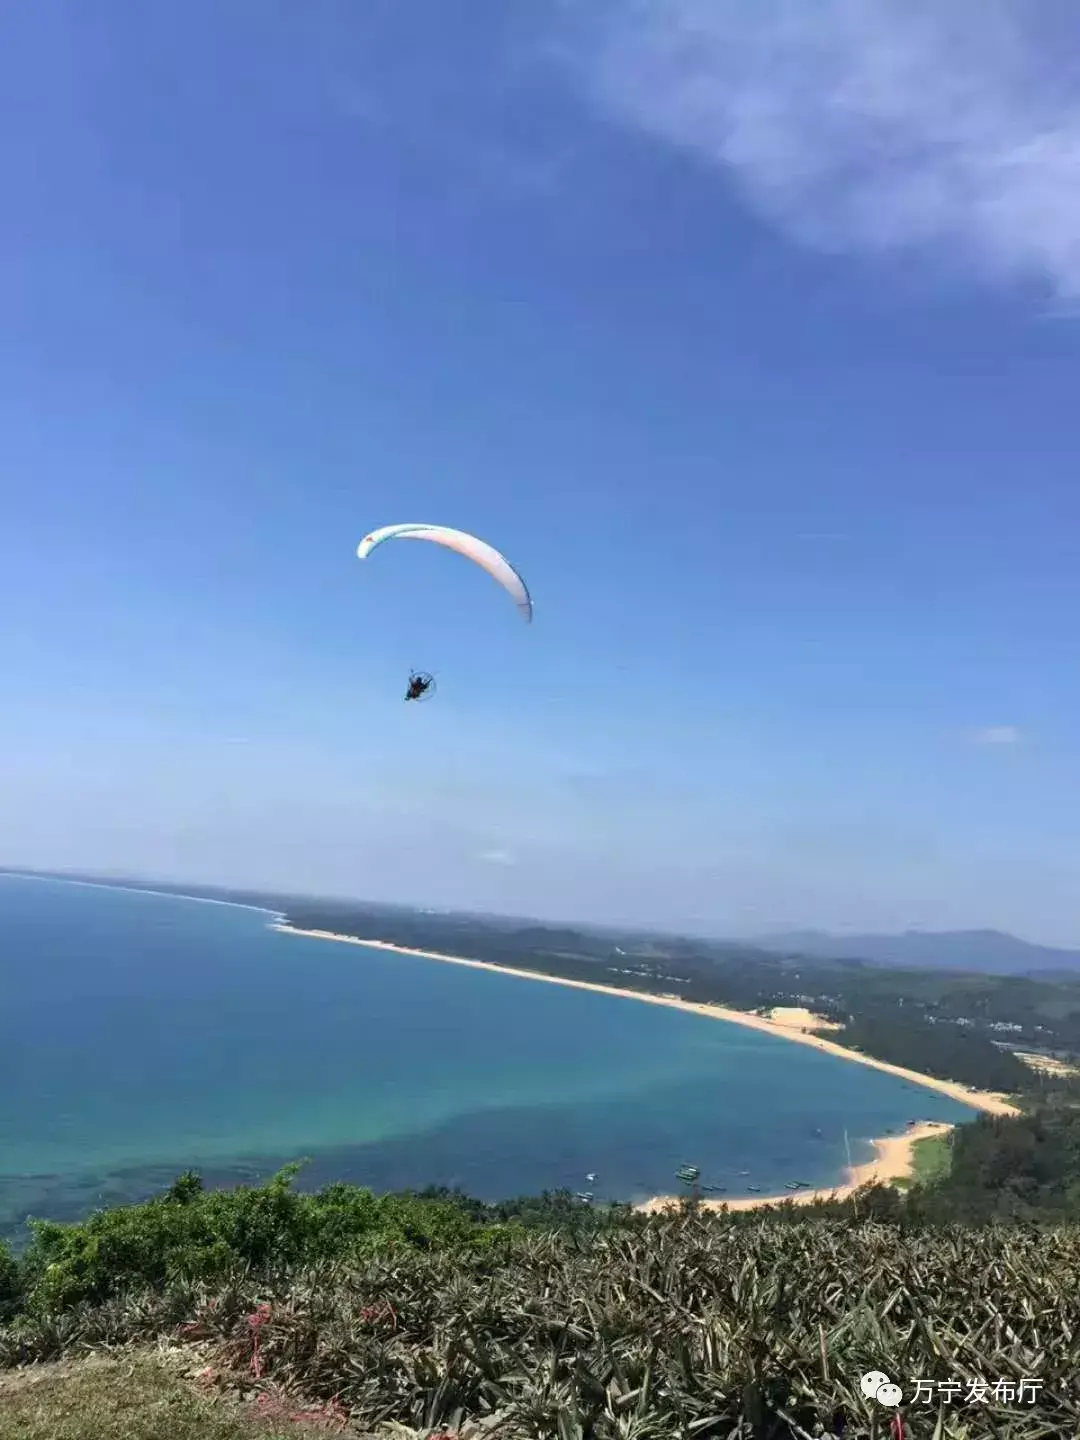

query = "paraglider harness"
405;671;435;702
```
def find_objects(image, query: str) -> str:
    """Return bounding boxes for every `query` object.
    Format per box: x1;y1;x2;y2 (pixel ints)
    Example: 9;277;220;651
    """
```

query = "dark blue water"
0;876;978;1237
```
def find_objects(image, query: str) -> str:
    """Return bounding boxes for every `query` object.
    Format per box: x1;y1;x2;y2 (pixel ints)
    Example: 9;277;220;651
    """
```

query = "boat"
676;1165;701;1184
747;1185;762;1193
738;1169;750;1176
575;1192;594;1203
585;1172;596;1183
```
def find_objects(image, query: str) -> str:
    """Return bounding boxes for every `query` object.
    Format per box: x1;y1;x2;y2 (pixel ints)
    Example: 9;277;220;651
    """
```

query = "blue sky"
3;0;1080;942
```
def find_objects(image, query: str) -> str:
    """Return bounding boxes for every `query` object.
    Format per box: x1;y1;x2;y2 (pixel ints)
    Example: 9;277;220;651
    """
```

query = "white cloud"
478;849;517;866
970;725;1022;746
556;0;1080;298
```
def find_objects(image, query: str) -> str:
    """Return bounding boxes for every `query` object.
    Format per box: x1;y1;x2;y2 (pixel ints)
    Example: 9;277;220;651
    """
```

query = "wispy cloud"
478;848;518;866
556;0;1080;298
970;725;1023;746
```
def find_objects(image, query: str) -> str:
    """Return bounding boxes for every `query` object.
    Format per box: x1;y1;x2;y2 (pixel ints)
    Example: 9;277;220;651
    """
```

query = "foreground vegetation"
3;1120;1080;1439
4;1214;1078;1436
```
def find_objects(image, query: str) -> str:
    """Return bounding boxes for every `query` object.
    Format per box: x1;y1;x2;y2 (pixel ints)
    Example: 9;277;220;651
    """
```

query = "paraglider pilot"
405;672;434;702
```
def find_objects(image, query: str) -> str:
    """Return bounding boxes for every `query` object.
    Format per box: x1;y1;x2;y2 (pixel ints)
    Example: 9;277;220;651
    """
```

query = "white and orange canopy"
356;524;533;623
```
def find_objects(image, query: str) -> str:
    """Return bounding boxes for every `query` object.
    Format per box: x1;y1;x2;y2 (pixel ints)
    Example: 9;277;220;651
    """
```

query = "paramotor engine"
405;671;435;703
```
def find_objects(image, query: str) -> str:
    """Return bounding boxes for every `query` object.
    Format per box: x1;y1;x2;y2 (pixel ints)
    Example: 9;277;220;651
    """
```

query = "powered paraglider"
405;671;435;703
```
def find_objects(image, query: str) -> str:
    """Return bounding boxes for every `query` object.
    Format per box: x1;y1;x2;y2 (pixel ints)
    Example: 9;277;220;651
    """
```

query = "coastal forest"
15;871;1080;1089
281;899;1080;1100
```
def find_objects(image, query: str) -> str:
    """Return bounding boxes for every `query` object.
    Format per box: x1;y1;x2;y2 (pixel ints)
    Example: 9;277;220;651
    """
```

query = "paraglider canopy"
356;524;533;623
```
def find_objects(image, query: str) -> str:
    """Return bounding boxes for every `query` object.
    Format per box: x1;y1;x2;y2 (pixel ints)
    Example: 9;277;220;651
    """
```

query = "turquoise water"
0;876;978;1237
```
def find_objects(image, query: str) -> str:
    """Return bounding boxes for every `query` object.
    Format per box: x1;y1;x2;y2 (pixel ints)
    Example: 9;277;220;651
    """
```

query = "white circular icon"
859;1370;891;1400
876;1383;903;1407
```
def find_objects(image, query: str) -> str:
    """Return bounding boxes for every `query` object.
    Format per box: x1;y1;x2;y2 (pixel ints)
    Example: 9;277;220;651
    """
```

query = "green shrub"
13;1166;526;1314
0;1242;20;1320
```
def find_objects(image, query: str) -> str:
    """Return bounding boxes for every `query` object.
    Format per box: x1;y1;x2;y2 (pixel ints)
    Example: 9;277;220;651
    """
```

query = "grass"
0;1354;337;1440
910;1131;954;1185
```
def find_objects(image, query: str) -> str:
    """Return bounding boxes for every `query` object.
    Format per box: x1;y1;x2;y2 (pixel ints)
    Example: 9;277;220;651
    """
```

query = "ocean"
0;875;978;1241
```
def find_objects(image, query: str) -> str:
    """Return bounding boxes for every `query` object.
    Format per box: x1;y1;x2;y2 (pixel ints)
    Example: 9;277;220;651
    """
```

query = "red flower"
358;1301;398;1329
247;1303;273;1377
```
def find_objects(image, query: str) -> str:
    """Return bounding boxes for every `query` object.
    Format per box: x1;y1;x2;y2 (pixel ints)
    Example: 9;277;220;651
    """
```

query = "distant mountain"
752;928;1080;977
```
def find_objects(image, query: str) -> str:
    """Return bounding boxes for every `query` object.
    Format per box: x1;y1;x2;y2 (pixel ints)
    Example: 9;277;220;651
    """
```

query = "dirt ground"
0;1351;441;1440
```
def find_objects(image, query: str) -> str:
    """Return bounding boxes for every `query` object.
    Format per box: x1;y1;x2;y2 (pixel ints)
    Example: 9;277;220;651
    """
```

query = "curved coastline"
0;871;284;920
273;924;1021;1208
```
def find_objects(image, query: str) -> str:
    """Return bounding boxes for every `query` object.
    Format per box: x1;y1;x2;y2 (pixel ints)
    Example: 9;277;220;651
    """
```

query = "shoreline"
638;1120;954;1213
273;924;1020;1205
0;871;284;920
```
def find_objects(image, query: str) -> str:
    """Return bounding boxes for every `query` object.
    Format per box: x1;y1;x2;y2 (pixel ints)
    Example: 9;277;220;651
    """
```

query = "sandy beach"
273;924;1020;1207
637;1120;955;1213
